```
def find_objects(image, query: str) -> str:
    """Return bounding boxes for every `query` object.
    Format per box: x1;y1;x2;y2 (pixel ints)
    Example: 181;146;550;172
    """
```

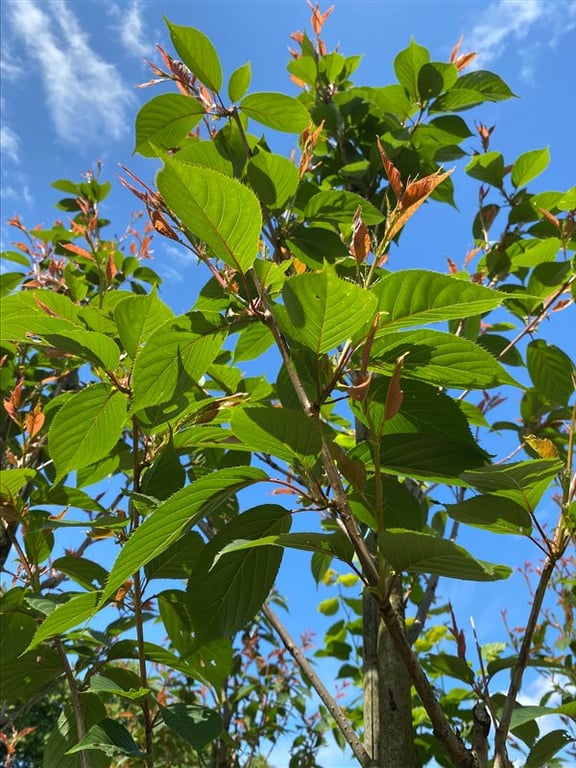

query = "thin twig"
262;603;376;768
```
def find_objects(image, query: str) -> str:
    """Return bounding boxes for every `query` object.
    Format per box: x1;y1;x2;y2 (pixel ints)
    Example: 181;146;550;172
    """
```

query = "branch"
262;603;376;768
55;639;90;768
378;596;479;768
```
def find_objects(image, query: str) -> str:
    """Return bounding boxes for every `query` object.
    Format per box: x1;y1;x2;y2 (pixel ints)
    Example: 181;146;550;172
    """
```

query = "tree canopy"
1;4;574;768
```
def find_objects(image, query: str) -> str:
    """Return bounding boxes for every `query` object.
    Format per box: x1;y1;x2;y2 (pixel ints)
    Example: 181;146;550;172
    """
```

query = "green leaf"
461;459;563;513
114;290;174;360
429;88;488;113
274;265;378;353
233;322;274;362
359;378;478;449
27;592;100;651
134;94;206;156
240;92;310;132
131;314;225;422
465;152;506;188
141;433;186;500
39;329;119;370
377;434;487;481
165;20;223;92
247;150;300;208
304;190;384;225
394;38;430;98
100;467;267;605
457;70;516;101
0;468;35;502
160;704;222;751
374;270;503;331
217;531;354;565
512;147;550;188
370;329;520;390
0;646;62;702
527;339;575;406
424;653;474;684
145;532;204;580
187;505;290;644
67;719;144;757
0;612;36;663
318;597;340;616
417;62;458;100
157;157;262;272
445;495;532;535
228;61;251;102
88;675;149;701
49;384;127;482
379;529;512;580
230;406;321;467
52;556;109;590
525;729;573;768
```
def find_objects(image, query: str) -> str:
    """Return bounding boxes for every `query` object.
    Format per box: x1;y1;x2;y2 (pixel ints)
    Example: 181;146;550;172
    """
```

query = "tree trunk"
363;577;417;768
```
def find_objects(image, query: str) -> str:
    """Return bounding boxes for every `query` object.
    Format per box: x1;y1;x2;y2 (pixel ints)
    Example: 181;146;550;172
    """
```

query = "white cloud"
5;0;135;145
466;0;576;77
0;123;20;163
1;41;24;80
115;0;153;58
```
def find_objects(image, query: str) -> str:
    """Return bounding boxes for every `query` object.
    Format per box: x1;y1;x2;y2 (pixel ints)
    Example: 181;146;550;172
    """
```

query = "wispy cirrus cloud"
466;0;576;81
5;0;135;145
108;0;154;58
0;123;20;164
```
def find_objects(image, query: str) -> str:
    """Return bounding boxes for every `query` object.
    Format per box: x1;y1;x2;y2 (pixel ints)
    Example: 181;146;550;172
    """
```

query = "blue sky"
1;1;575;765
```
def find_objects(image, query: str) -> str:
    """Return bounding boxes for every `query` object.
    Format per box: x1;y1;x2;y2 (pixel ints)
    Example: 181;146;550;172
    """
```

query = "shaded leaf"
100;467;267;605
371;329;519;389
67;719;144;757
160;704;222;751
379;529;512;580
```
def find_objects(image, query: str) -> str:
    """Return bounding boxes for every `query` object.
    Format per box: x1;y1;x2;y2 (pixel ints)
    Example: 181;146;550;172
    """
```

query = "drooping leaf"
370;329;519;389
157;158;262;272
160;704;222;751
374;270;503;331
134;94;206;156
454;70;515;101
274;265;378;353
187;505;290;645
0;646;62;702
216;530;354;565
240;92;310;132
526;339;575;407
165;20;223;92
49;384;127;482
379;529;512;580
424;653;474;684
52;556;109;591
99;467;267;605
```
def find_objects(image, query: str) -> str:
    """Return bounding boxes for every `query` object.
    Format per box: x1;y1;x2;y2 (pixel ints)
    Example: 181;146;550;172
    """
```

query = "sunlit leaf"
240;92;310;132
157;158;262;272
134;94;206;156
165;20;223;91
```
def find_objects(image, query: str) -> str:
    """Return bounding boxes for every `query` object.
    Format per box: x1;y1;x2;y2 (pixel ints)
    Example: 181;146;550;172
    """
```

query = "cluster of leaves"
1;4;575;767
